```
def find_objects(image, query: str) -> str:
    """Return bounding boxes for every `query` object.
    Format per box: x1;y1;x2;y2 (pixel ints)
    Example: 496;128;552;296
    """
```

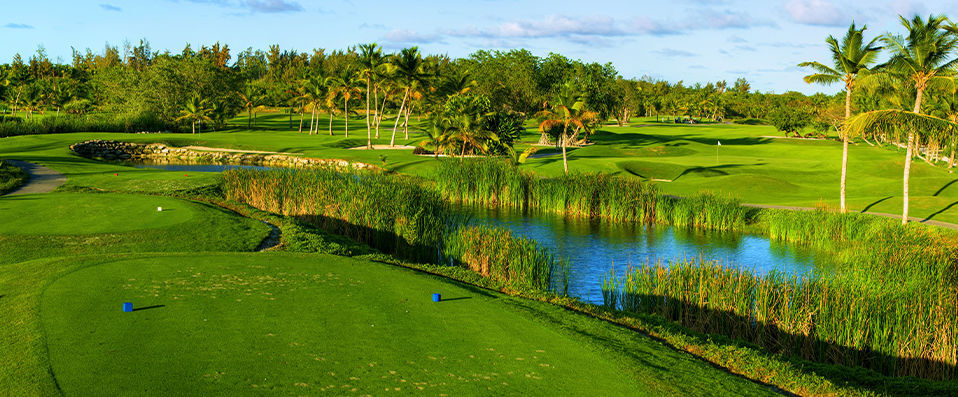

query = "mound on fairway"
0;193;197;235
42;253;774;396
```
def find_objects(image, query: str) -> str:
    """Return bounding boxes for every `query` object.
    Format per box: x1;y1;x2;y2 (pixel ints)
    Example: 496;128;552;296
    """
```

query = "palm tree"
303;76;326;135
419;115;453;159
389;47;428;147
799;22;882;213
538;81;593;174
325;66;363;138
176;96;212;134
880;14;958;224
358;43;385;149
238;84;265;130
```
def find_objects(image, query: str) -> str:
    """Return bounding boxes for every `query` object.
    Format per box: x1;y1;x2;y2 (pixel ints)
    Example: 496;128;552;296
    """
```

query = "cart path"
3;160;66;195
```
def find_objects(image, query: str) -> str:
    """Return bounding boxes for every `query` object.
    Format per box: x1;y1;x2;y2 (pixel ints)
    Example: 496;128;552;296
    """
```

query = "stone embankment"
70;140;379;170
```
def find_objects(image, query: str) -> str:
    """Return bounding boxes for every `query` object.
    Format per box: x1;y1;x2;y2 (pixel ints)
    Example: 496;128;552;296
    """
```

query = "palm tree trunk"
561;124;569;174
375;88;383;139
366;78;372;149
309;108;315;135
840;85;852;213
289;107;293;129
390;88;409;147
298;103;305;133
903;133;913;225
344;98;349;138
329;109;334;136
903;88;925;224
192;121;196;135
247;109;252;130
403;105;411;140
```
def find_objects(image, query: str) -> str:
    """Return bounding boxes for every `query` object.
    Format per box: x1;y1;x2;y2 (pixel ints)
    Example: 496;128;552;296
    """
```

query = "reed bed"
601;258;958;380
443;226;570;295
222;167;569;293
759;208;958;290
223;167;455;261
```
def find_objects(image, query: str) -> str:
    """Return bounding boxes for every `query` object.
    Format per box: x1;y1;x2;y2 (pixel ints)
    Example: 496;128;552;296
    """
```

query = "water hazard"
124;162;275;172
463;205;831;303
118;159;831;304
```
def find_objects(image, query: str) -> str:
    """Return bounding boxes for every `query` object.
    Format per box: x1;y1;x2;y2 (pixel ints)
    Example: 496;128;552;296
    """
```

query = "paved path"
743;203;958;230
3;160;66;195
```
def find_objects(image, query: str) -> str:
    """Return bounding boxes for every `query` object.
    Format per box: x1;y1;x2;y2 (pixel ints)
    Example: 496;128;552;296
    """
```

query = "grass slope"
41;253;774;396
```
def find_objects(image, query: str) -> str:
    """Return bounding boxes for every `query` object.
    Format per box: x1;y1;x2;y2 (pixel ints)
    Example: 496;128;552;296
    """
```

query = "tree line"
0;39;845;137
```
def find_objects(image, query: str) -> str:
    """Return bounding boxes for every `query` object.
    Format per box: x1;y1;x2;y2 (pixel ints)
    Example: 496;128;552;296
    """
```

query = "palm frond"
845;109;958;141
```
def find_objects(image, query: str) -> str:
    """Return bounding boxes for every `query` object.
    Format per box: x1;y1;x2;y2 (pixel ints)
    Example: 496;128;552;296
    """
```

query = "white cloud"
784;0;850;27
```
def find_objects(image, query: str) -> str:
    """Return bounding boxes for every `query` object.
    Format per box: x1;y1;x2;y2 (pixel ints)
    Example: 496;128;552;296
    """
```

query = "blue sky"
3;0;957;94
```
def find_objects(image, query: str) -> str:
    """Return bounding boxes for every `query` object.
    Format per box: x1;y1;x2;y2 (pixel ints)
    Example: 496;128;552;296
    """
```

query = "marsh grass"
442;226;570;295
222;167;569;293
223;168;453;262
602;257;958;380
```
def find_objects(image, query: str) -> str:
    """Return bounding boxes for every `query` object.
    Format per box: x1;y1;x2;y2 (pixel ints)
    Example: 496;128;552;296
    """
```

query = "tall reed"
222;167;570;293
602;257;958;380
443;225;570;295
223;167;455;261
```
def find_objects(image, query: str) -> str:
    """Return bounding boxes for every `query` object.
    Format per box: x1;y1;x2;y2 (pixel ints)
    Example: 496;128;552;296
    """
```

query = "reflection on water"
463;205;832;303
124;162;275;172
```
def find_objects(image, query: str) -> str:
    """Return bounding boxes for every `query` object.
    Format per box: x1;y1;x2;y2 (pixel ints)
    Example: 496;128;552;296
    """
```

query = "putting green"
41;253;773;396
0;193;196;235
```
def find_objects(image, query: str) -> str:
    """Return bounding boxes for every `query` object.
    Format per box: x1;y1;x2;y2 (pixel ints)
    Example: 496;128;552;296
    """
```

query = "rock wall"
70;140;379;170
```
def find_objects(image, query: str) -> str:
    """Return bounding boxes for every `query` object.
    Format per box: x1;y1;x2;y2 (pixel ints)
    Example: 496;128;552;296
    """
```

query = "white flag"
717;140;722;146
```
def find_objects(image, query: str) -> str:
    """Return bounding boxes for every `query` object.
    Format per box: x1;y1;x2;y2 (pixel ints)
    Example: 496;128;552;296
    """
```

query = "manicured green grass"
0;193;196;235
0;193;270;266
40;253;774;396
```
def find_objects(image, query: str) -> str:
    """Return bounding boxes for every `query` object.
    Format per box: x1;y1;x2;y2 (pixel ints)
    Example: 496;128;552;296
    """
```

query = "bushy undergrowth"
0;160;28;194
602;258;958;381
0;112;172;137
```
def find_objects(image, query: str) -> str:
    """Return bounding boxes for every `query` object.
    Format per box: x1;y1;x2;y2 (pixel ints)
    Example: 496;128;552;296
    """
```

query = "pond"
124;162;276;172
117;159;833;304
462;205;832;303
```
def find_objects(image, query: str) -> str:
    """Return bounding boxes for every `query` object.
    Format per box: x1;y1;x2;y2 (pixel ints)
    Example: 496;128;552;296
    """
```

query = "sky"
2;0;957;95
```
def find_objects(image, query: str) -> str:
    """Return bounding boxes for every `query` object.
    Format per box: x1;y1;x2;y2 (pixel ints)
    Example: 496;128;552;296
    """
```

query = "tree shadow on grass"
933;179;958;196
921;201;958;222
590;131;774;148
861;196;893;213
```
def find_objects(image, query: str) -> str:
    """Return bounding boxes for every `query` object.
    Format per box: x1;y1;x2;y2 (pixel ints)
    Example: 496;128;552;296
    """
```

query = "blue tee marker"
123;302;133;312
432;293;441;302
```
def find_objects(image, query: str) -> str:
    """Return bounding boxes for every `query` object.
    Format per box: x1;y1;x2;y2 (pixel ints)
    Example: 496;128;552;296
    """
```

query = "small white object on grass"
157;206;163;212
